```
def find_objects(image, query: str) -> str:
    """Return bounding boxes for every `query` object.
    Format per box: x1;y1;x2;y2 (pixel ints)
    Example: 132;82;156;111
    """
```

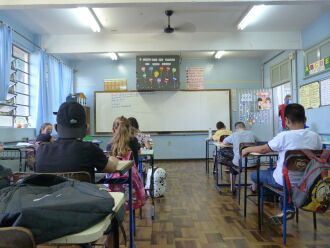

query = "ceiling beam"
0;0;327;9
42;31;301;54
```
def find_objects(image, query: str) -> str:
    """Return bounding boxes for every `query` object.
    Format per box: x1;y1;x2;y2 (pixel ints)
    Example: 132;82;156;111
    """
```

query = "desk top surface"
249;152;279;157
116;160;133;173
49;191;125;244
212;142;232;148
140;149;154;155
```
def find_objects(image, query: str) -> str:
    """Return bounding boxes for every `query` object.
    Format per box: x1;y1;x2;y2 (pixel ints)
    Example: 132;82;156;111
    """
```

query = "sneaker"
269;210;295;225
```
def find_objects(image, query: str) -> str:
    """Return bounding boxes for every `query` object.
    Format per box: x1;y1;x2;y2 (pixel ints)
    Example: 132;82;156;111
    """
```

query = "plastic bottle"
208;128;212;138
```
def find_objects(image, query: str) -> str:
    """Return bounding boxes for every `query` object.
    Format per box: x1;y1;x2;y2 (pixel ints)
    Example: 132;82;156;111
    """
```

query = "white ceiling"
2;3;329;35
1;2;330;60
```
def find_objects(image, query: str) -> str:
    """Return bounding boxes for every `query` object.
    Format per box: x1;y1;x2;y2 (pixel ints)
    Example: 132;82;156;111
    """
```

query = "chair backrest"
12;171;91;183
219;135;229;142
0;227;35;248
239;142;256;157
284;150;324;172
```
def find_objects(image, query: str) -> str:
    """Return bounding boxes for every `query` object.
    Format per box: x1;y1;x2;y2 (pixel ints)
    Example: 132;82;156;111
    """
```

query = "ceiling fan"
163;10;196;34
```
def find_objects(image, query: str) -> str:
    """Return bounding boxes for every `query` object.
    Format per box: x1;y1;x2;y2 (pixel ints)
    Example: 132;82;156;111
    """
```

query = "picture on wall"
136;55;180;90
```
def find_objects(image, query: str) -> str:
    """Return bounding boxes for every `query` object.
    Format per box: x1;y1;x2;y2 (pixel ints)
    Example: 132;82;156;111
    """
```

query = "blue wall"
75;57;262;159
297;12;330;138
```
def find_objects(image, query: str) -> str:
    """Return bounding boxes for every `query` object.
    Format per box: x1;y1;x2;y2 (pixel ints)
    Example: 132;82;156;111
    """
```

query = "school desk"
140;149;155;220
322;141;330;149
1;145;36;172
205;139;213;173
48;192;125;248
95;160;135;248
244;152;279;232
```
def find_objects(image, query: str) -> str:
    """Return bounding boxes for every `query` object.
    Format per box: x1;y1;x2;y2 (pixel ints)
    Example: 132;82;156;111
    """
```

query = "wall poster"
299;82;320;109
136;55;180;90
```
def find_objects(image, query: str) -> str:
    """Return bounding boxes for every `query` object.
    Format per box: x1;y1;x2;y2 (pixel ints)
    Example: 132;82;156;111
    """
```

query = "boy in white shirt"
242;103;322;224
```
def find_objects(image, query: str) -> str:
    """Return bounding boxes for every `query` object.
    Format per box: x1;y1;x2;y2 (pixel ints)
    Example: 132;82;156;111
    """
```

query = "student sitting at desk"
36;122;54;143
128;117;153;149
242;103;322;223
209;121;232;141
223;122;256;193
106;116;140;165
36;102;118;183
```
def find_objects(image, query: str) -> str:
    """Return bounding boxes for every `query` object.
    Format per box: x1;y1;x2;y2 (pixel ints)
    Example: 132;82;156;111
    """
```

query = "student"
242;103;322;223
36;102;118;183
106;116;140;165
223;122;256;192
128;117;152;149
278;94;292;131
210;121;232;142
36;123;53;142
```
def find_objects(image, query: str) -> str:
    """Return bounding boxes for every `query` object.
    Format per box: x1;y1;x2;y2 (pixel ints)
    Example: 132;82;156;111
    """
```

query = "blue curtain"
35;54;73;130
33;51;47;130
0;24;13;102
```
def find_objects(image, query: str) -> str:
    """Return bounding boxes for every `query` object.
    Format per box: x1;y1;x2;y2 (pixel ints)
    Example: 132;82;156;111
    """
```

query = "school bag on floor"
284;150;330;213
217;147;234;166
0;174;114;244
107;151;146;210
145;167;167;197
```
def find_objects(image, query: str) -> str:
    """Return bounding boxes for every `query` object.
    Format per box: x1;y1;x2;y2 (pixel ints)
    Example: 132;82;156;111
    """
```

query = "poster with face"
136;55;180;90
256;91;272;110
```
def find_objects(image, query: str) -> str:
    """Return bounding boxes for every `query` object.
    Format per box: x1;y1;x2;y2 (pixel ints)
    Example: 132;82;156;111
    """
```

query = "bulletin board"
299;82;320;109
136;55;180;90
320;78;330;106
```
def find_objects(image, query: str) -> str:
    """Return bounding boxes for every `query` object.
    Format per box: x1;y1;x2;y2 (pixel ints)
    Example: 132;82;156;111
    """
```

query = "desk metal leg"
150;155;155;220
113;217;120;248
129;168;135;248
257;158;261;232
206;140;209;173
244;158;248;217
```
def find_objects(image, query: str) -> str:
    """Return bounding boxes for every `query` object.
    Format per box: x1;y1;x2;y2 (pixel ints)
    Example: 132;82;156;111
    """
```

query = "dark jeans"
251;169;294;211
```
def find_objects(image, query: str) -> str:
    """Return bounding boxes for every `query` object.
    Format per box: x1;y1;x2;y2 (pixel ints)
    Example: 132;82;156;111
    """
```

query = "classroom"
0;0;330;247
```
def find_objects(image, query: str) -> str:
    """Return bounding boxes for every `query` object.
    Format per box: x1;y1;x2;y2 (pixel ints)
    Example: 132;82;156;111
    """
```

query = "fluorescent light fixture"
77;7;101;32
109;53;118;61
237;5;266;30
214;51;226;59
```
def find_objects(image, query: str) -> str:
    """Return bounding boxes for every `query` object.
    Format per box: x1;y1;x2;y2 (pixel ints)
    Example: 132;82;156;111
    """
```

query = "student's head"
111;116;132;156
284;103;306;129
128;117;140;136
235;122;246;131
55;102;86;138
266;97;271;104
39;123;52;135
216;121;226;130
284;94;292;104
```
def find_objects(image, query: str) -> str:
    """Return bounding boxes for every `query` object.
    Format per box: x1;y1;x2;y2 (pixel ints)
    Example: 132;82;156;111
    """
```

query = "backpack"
145;167;167;197
0;174;114;244
284;150;330;213
218;147;234;166
107;151;146;210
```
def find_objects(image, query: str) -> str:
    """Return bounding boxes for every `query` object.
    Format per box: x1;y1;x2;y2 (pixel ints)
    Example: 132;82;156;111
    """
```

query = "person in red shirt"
278;94;292;131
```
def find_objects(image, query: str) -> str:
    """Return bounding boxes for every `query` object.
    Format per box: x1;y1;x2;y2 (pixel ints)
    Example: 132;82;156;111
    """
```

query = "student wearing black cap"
36;101;118;182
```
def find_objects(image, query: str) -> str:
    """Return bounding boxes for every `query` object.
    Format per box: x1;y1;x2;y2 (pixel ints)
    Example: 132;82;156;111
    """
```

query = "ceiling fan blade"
175;22;197;33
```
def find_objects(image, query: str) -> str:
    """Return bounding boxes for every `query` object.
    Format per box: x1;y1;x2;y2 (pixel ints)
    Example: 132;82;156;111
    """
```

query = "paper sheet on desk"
16;142;33;147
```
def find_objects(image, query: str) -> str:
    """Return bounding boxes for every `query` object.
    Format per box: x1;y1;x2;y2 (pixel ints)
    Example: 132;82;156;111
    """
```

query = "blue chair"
260;150;323;244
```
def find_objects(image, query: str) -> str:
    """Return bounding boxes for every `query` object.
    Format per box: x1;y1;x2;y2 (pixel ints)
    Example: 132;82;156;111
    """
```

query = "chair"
233;143;256;203
213;134;230;176
260;150;323;244
0;227;35;248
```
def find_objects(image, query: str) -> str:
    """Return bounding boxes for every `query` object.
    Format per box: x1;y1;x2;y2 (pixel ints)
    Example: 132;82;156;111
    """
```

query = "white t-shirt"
268;129;322;186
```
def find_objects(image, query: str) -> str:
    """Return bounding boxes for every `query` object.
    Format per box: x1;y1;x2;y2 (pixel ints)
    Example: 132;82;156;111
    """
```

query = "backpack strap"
301;149;330;163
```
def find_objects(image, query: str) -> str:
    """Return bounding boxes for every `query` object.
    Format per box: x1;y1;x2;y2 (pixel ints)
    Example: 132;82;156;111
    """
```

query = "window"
0;45;30;127
304;36;330;78
270;57;292;87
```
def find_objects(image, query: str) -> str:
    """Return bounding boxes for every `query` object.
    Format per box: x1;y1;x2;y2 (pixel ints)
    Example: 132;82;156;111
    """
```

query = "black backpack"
0;174;114;243
0;165;12;190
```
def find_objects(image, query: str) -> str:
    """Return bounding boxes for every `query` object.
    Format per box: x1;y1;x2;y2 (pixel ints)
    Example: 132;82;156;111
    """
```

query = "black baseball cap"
55;101;86;138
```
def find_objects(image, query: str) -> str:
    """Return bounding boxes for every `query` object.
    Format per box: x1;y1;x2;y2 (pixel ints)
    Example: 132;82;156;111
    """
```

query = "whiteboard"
95;90;230;133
